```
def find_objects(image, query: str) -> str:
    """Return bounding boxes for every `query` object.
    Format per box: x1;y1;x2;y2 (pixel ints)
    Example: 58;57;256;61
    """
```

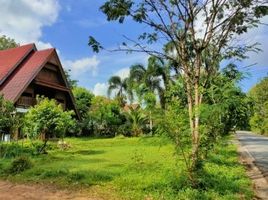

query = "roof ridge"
0;43;36;52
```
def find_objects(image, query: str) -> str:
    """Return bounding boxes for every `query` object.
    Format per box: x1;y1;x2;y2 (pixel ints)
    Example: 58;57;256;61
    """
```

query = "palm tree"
107;76;132;106
129;56;171;109
124;106;147;137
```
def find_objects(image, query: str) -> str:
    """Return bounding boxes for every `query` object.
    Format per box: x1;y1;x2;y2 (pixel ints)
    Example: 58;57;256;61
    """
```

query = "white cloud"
64;56;100;77
0;0;60;45
115;67;130;79
92;67;131;97
241;16;268;70
35;41;53;50
93;83;108;96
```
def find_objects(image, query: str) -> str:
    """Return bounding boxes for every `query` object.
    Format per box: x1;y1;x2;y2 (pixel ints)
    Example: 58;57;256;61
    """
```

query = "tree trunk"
184;52;202;174
191;53;202;171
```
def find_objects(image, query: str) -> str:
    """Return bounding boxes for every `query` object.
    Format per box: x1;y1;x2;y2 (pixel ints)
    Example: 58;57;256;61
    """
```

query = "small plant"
131;150;145;170
8;156;33;174
67;171;86;182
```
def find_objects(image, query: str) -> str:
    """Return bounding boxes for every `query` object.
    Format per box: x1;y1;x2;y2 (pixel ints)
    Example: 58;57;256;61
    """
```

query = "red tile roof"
0;44;35;85
0;49;54;101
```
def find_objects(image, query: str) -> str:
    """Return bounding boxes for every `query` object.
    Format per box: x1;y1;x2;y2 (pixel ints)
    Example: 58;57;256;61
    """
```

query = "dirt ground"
0;181;102;200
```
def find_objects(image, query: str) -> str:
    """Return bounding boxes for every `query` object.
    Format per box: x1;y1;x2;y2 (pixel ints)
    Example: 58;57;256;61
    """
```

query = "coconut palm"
107;76;132;106
129;56;171;109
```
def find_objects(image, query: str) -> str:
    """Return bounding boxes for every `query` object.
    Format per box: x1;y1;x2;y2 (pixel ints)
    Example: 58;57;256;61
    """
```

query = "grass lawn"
0;136;253;199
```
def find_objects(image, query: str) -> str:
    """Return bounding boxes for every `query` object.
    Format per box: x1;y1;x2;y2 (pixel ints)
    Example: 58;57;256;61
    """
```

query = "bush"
23;97;75;153
0;143;34;158
8;156;33;174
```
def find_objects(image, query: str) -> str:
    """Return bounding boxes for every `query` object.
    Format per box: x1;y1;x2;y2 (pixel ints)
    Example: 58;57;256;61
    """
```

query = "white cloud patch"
0;0;60;45
93;83;109;96
64;56;100;77
241;16;268;71
92;67;131;97
115;67;130;79
35;41;53;50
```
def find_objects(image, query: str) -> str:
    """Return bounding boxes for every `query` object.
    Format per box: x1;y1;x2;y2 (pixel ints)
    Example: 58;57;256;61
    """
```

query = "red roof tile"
0;49;54;101
0;44;35;85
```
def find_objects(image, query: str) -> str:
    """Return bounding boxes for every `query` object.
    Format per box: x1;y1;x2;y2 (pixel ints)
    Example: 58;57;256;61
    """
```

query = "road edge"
236;134;268;199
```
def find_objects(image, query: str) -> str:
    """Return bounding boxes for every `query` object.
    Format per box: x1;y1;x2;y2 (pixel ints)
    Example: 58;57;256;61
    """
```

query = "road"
236;131;268;177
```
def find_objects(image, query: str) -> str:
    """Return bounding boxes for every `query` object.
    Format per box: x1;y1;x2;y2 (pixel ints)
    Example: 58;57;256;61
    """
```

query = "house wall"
35;64;65;86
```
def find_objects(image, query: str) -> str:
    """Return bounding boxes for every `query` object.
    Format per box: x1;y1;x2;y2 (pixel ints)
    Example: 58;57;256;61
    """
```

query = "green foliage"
204;75;252;132
64;69;78;89
72;87;94;135
123;106;147;136
8;156;33;174
73;87;94;117
0;35;18;50
0;143;34;159
107;76;130;106
23;97;75;152
88;36;103;53
249;77;268;134
0;95;16;139
128;56;169;109
89;96;124;136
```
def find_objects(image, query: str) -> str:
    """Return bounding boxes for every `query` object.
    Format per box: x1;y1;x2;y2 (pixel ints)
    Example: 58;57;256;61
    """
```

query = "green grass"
0;136;253;199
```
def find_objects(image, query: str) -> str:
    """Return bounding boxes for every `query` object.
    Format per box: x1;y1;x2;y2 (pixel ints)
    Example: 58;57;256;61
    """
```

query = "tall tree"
249;76;268;134
107;75;131;106
89;0;268;176
129;56;170;108
0;35;18;50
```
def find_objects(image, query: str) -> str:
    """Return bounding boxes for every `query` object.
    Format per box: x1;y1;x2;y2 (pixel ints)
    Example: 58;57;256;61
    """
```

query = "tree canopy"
0;35;18;50
89;0;267;179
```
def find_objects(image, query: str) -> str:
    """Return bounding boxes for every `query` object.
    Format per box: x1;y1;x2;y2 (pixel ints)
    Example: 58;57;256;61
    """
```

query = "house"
0;44;79;118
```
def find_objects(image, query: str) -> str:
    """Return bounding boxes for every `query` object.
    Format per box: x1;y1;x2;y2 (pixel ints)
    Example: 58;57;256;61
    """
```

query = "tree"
108;75;130;106
0;35;18;50
249;76;268;134
89;96;124;136
89;0;268;177
64;69;78;89
23;98;75;153
129;56;170;109
124;105;147;136
73;87;94;136
73;87;94;117
0;95;16;140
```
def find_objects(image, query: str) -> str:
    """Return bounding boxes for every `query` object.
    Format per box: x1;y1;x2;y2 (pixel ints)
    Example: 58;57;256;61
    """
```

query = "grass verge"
0;136;253;199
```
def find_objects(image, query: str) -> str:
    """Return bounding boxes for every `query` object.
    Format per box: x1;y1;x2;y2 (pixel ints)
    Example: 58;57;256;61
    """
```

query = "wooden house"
0;44;79;118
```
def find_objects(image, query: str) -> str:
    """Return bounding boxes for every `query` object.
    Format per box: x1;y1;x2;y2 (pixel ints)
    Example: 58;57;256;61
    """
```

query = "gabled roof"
0;48;54;101
0;44;80;118
0;44;36;85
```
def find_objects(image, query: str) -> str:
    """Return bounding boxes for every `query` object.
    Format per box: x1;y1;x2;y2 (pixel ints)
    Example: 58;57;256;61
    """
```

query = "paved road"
237;131;268;175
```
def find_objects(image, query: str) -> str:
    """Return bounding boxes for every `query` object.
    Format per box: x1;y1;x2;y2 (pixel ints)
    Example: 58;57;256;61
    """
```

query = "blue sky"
0;0;267;95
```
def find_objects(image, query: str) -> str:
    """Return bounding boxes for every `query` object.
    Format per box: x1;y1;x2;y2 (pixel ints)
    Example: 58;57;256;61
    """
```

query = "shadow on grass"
73;150;105;155
31;168;119;186
208;149;240;167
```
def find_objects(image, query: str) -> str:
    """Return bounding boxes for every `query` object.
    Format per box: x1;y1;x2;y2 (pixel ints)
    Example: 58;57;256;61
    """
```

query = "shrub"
23;97;75;153
8;156;33;174
89;96;125;137
0;143;34;158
